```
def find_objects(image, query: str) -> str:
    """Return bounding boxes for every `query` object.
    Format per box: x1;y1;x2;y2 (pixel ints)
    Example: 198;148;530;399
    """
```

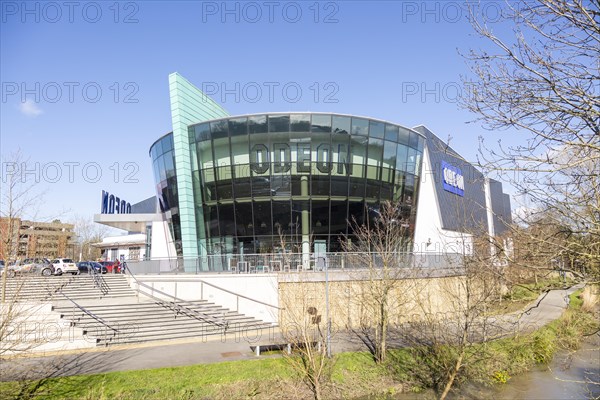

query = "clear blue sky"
1;1;518;222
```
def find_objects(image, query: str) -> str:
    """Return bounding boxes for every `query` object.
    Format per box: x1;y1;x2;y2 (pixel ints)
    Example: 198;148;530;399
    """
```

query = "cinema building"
96;73;512;271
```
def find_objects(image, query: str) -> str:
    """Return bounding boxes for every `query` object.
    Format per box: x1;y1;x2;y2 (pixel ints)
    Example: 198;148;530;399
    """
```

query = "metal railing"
126;252;465;275
55;291;120;336
89;267;110;296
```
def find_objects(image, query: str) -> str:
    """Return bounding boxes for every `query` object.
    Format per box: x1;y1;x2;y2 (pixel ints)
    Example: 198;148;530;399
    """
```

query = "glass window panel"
380;180;393;201
164;151;175;179
150;142;159;161
311;200;330;234
204;206;219;237
332;115;351;134
351;118;369;136
202;168;217;202
154;139;164;157
349;176;365;198
234;202;253;237
162;135;173;153
290;114;310;132
409;131;419;149
396;144;409;172
195;123;211;142
311;114;332;133
233;176;252;198
407;148;417;174
210;120;228;138
312;132;332;175
272;200;291;235
231;130;249;167
218;204;236;236
253;201;272;236
383;140;397;170
213;137;231;167
158;155;167;182
248;115;267;134
291;200;310;241
369;121;385;139
385;125;399;142
311;174;330;197
229;117;247;136
197;140;214;170
398;127;411;145
329;200;348;235
330;175;349;197
251;176;272;198
417;135;425;152
403;174;415;205
268;115;290;133
367;138;383;167
249;131;270;176
347;201;366;231
414;151;423;177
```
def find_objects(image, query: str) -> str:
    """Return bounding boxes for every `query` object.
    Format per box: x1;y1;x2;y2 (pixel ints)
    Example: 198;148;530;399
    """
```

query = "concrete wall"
277;272;467;333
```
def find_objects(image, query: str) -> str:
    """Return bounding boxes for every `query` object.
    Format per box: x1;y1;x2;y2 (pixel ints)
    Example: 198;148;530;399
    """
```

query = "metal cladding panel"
169;72;230;261
413;126;487;234
488;178;508;235
130;196;157;214
502;193;513;229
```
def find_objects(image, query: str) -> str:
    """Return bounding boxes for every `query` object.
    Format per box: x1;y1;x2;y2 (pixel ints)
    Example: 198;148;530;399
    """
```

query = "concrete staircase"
2;273;275;348
0;274;136;302
54;297;273;346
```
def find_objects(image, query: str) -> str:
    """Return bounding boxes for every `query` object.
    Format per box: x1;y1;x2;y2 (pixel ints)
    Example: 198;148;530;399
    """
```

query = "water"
390;335;600;400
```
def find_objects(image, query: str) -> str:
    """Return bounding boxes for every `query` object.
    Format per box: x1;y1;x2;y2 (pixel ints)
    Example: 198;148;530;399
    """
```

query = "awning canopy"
93;213;163;233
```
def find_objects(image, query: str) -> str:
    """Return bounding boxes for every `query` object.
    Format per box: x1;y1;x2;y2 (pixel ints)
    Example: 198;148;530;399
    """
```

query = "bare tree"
461;0;600;281
342;201;420;364
71;215;110;261
400;233;504;400
1;150;46;303
279;279;334;400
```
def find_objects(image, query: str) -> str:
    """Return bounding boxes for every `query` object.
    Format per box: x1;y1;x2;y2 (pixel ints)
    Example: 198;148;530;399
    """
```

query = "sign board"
101;190;132;214
441;161;464;197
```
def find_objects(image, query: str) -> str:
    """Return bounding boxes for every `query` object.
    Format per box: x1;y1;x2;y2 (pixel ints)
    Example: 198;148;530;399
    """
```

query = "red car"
99;261;121;273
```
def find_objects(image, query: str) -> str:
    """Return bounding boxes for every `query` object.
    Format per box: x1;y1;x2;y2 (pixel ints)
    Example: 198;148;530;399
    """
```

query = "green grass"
0;357;296;400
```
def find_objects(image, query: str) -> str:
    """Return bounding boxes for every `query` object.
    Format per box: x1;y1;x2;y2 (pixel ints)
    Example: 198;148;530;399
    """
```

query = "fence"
126;252;466;275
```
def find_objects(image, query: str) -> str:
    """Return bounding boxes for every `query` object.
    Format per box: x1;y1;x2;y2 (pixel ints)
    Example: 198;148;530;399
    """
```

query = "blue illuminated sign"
101;190;131;214
441;161;464;197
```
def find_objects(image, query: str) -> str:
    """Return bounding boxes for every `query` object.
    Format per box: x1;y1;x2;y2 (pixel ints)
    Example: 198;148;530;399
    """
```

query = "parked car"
99;261;120;273
77;261;108;274
3;258;55;277
51;258;79;275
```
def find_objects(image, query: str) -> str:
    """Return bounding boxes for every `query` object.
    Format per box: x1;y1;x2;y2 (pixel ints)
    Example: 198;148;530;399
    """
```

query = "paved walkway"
0;284;584;381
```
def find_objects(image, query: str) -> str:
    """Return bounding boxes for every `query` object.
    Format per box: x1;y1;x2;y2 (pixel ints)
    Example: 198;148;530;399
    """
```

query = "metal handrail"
124;268;229;329
56;290;120;333
185;277;281;310
89;267;109;296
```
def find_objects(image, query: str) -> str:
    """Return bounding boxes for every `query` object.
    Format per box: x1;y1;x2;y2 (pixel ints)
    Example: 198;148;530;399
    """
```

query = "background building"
0;218;76;260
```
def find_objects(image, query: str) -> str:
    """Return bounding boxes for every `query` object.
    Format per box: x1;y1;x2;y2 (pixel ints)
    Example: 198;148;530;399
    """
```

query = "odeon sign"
441;161;464;197
249;143;353;175
100;190;132;214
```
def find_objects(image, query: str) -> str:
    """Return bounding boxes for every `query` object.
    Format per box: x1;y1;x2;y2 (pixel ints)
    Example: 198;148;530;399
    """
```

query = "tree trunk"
439;351;464;400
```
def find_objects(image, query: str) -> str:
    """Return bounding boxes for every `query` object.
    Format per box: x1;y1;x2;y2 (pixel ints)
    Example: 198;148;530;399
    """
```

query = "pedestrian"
113;259;121;274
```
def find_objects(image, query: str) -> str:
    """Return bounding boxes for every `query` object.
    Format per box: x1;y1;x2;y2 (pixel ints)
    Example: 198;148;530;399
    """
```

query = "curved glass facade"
149;133;182;254
150;113;424;256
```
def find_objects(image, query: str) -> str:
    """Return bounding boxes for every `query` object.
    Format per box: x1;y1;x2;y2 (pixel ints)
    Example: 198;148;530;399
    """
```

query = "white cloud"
19;100;43;117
